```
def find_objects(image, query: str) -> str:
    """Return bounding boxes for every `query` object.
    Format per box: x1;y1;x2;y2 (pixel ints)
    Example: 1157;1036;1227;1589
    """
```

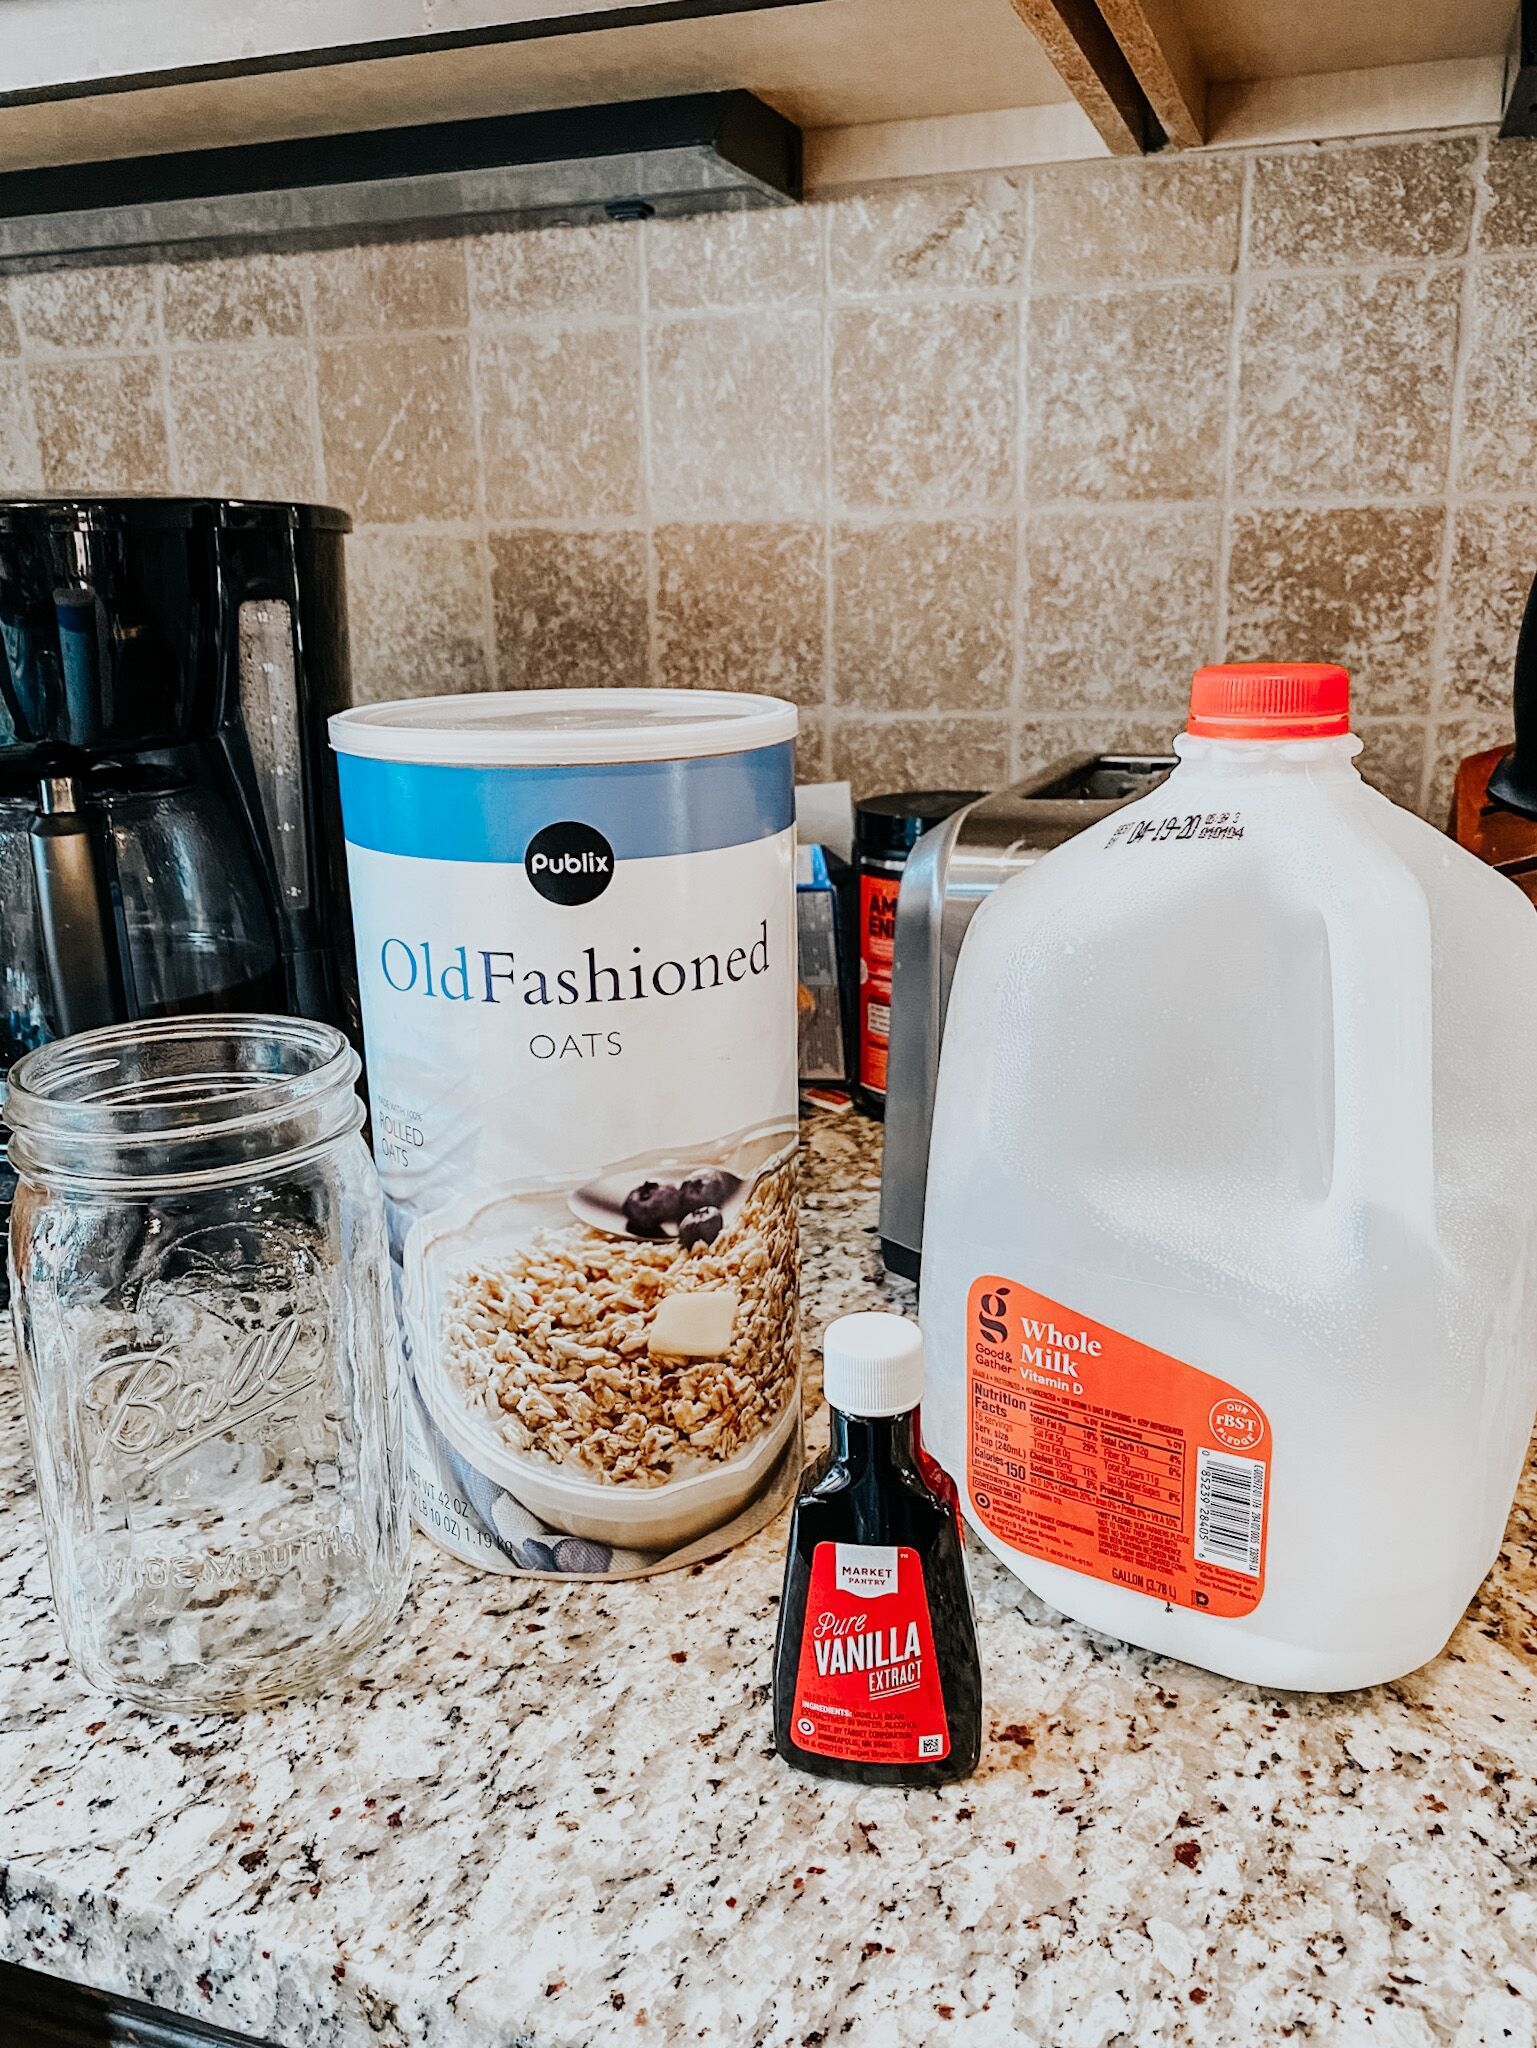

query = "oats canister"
329;690;801;1578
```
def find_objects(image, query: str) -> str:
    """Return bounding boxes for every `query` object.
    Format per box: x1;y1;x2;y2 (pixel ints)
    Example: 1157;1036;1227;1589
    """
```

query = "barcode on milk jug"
1194;1446;1264;1576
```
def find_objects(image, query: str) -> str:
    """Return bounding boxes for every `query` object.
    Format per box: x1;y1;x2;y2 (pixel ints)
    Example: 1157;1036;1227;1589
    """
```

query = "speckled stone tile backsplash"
4;127;1537;816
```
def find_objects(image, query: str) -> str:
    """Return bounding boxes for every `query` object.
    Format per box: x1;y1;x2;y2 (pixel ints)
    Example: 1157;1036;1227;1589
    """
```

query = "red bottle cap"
1187;663;1351;741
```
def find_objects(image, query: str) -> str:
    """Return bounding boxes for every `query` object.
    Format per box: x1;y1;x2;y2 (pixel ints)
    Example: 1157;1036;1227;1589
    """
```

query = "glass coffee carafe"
3;757;287;1055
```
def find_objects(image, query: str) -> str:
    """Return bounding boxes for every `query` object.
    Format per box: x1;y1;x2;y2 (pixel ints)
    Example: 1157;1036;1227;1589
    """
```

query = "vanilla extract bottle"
773;1313;982;1786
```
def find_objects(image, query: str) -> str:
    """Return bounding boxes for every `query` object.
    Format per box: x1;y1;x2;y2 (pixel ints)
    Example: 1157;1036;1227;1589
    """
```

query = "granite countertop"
3;1112;1537;2047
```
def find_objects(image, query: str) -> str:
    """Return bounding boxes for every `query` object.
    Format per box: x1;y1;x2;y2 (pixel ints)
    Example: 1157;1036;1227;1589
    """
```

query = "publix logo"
525;820;614;905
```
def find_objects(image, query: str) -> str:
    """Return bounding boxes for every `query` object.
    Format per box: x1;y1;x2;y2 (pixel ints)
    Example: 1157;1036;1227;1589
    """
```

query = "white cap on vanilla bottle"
822;1312;925;1418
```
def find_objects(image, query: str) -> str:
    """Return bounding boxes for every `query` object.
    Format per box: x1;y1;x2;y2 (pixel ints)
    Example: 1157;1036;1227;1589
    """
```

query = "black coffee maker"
0;496;358;1082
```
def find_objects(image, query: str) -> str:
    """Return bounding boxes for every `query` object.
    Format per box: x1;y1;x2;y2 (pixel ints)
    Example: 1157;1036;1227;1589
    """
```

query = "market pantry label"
789;1542;950;1764
966;1278;1271;1617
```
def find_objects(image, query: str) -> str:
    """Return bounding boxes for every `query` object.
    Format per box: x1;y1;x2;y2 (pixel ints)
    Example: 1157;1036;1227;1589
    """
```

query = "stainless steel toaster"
878;753;1177;1282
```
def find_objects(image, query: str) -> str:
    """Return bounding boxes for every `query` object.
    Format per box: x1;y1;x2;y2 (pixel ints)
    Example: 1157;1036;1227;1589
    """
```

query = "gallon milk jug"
921;663;1537;1691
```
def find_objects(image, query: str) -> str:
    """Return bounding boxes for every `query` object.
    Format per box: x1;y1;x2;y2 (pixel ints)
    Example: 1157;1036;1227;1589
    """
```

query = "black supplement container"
853;790;978;1117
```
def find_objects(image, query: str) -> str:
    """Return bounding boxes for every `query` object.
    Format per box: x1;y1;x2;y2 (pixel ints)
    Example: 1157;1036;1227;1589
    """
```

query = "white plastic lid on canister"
329;688;798;767
821;1312;926;1418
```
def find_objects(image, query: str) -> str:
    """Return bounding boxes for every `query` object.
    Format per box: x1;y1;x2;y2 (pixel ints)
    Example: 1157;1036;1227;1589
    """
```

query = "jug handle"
1314;817;1436;1244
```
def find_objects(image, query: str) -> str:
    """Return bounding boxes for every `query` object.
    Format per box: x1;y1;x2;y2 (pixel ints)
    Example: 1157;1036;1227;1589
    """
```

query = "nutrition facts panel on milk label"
965;1278;1270;1617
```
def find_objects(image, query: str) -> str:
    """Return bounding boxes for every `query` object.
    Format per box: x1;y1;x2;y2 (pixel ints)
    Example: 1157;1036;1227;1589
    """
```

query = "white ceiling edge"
805;55;1509;192
0;0;705;96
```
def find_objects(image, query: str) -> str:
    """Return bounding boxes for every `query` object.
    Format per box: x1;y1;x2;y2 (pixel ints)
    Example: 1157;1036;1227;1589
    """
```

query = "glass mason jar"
6;1016;409;1710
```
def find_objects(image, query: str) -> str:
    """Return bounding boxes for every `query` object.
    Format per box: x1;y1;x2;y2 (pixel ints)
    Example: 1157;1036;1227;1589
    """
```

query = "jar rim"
6;1015;360;1181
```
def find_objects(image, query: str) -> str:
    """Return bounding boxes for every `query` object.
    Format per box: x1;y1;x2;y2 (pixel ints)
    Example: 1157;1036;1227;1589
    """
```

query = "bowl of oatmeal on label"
405;1123;799;1548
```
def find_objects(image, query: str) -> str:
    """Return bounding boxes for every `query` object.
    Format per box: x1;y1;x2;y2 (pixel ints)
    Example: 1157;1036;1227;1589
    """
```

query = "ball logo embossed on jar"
524;820;615;905
87;1307;326;1477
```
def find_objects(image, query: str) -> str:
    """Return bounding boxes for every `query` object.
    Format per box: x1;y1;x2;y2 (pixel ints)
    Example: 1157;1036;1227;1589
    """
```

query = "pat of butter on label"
649;1287;740;1358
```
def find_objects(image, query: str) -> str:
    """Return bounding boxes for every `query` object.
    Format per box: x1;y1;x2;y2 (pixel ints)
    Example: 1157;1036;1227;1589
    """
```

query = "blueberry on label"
678;1205;724;1248
680;1168;734;1211
624;1180;686;1235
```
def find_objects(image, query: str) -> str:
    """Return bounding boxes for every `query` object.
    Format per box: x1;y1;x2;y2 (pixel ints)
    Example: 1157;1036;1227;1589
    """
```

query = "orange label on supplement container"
857;871;900;1094
966;1278;1270;1618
